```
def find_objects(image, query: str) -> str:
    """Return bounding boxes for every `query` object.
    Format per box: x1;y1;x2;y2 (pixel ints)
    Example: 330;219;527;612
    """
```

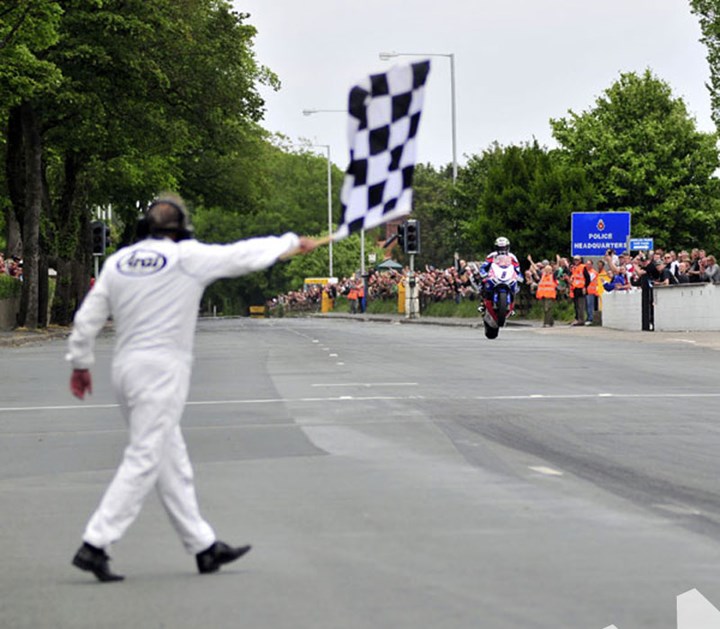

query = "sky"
232;0;714;170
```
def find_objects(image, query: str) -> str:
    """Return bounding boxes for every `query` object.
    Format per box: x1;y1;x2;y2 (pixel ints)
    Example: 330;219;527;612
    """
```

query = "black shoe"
196;541;252;574
72;543;124;582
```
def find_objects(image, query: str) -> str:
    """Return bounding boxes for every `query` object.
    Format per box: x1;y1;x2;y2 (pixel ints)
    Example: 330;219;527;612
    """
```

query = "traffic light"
403;219;420;255
91;221;106;255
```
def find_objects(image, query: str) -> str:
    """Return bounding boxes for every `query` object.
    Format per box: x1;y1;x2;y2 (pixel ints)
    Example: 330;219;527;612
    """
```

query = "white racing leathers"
66;233;299;553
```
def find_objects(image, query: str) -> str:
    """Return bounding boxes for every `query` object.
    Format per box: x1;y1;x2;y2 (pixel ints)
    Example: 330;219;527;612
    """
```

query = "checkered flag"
335;60;431;240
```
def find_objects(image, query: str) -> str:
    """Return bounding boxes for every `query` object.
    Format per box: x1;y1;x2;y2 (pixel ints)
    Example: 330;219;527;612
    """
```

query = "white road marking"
329;353;338;357
1;390;719;414
653;503;702;516
311;382;418;388
475;392;720;401
529;466;564;476
0;403;120;413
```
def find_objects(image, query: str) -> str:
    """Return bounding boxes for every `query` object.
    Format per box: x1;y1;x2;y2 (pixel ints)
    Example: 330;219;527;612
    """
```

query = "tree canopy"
550;69;720;251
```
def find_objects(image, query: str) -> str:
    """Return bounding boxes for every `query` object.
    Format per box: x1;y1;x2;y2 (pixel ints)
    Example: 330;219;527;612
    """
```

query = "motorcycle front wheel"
495;290;509;327
484;320;499;339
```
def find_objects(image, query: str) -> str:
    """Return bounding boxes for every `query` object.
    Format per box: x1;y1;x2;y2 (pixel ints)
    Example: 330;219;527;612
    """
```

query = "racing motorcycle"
479;254;519;339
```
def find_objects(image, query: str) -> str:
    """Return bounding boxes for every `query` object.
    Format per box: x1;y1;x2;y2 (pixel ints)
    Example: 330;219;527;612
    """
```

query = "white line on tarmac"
311;382;418;388
653;503;702;516
1;390;719;414
0;395;422;413
475;392;720;401
529;466;564;476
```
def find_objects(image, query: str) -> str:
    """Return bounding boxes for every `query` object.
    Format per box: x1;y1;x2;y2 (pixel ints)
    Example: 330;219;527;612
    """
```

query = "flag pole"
279;234;335;261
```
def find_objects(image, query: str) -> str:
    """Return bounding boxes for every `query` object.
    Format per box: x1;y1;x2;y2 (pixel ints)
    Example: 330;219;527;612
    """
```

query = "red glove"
70;369;92;399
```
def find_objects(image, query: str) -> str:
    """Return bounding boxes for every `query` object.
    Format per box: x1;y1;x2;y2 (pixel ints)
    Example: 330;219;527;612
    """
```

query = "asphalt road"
2;317;720;628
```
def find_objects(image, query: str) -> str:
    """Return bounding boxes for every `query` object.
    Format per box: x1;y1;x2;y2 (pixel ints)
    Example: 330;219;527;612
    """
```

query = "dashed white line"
653;503;701;516
529;466;564;477
312;382;419;388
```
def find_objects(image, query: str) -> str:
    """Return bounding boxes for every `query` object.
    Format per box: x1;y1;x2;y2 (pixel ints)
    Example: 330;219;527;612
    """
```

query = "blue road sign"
629;237;654;251
571;212;631;256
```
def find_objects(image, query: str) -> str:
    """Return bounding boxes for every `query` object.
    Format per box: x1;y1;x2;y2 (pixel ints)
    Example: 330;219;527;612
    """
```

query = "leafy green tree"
190;140;371;314
551;70;720;251
0;1;63;326
691;0;720;129
405;163;461;268
2;1;276;326
456;141;597;261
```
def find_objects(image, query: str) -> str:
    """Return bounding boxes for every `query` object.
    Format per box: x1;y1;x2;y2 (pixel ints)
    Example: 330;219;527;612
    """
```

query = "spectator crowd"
268;246;720;319
0;253;22;280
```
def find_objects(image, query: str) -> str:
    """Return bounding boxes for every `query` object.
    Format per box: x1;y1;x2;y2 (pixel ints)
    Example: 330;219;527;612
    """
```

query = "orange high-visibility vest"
536;273;557;299
571;265;586;290
587;269;599;295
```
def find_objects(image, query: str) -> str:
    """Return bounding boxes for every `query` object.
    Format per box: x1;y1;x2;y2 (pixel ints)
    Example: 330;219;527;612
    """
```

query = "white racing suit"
66;233;299;553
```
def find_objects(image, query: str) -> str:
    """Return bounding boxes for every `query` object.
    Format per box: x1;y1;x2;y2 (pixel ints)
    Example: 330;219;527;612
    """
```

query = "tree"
690;0;720;129
1;1;277;326
0;1;63;327
405;163;461;268
456;141;597;261
190;140;349;314
550;70;720;251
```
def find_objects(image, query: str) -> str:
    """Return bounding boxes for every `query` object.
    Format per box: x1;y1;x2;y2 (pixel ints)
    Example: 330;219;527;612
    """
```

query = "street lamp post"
303;109;347;279
379;51;457;184
309;143;334;278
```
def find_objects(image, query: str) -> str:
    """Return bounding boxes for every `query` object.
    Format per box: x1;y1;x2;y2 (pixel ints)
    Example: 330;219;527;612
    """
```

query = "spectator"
605;248;619;268
347;281;359;314
659;259;679;286
676;261;691;284
703;255;720;284
555;256;571;299
664;251;679;278
603;266;631;292
688;248;704;283
0;253;6;275
569;255;590;326
7;257;22;279
585;259;598;325
535;264;558;327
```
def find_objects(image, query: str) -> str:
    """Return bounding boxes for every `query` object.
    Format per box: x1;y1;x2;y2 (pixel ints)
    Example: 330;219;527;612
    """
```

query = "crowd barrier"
602;284;720;331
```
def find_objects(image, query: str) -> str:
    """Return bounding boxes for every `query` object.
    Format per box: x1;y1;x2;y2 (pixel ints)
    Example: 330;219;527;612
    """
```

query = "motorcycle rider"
476;237;521;313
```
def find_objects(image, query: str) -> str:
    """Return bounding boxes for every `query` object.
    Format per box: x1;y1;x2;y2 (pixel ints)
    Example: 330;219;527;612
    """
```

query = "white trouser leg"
156;425;215;554
83;358;213;553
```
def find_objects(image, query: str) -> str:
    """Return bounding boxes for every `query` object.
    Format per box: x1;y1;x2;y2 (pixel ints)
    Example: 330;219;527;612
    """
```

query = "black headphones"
137;196;194;241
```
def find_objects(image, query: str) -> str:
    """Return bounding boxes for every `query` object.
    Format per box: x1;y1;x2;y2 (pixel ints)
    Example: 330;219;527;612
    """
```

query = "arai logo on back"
117;249;167;276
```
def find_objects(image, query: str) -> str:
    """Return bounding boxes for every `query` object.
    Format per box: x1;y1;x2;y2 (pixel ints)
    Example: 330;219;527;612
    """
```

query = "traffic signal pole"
402;219;421;319
406;253;419;319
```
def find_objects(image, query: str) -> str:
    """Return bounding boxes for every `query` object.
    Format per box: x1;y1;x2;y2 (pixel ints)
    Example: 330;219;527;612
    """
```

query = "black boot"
196;541;252;574
72;543;124;582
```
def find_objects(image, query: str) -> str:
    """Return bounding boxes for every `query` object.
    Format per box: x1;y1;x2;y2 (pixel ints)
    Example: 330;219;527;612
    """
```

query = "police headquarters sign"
571;211;631;256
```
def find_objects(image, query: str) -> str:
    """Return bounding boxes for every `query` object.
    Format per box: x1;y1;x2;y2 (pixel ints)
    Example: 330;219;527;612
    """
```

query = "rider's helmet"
494;236;510;254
